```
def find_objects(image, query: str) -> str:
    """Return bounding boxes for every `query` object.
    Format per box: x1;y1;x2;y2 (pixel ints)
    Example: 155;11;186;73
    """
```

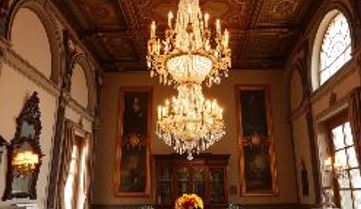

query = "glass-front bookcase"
154;154;229;209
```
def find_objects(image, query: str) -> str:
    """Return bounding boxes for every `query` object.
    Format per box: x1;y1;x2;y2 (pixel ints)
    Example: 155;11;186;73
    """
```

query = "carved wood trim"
310;60;356;104
305;104;321;203
314;95;349;123
68;97;94;122
46;30;74;209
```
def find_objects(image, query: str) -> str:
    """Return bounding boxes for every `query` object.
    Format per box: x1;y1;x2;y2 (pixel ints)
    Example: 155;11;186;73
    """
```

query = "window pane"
347;147;359;168
335;150;348;167
319;13;352;85
340;190;353;209
344;122;354;146
338;174;350;189
350;169;361;189
353;190;361;209
333;125;345;149
320;71;329;85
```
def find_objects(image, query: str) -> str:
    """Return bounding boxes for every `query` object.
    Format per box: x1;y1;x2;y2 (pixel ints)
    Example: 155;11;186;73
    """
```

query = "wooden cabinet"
153;154;230;209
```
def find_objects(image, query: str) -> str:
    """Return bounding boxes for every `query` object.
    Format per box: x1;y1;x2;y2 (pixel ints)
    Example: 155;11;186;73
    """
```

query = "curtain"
83;133;93;209
76;133;91;209
349;87;361;164
56;120;76;209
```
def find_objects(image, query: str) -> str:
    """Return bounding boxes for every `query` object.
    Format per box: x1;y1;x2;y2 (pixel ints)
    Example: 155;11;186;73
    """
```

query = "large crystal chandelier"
147;0;231;160
147;0;231;87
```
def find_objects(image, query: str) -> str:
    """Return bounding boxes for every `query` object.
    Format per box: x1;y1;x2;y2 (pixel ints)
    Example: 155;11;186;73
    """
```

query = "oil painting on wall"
236;86;278;196
114;87;152;197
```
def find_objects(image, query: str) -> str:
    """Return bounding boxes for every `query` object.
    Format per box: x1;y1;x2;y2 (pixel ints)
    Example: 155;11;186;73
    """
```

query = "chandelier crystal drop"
156;84;225;160
147;0;231;160
147;0;231;87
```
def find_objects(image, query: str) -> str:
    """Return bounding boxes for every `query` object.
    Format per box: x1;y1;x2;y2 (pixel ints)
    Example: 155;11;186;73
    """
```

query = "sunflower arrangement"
175;194;204;209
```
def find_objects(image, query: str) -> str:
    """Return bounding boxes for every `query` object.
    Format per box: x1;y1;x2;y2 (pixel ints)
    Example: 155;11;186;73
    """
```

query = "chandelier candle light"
147;0;231;160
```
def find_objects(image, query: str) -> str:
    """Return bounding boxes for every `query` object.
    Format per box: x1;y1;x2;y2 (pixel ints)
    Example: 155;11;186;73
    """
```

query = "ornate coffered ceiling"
53;0;321;72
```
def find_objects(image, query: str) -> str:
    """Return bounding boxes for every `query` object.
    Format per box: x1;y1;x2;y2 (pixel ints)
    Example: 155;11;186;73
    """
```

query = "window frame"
318;12;352;86
64;135;87;209
325;113;361;209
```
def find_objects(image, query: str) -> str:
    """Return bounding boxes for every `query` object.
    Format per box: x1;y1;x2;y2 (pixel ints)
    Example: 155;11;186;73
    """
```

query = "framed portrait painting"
235;85;278;196
114;87;152;197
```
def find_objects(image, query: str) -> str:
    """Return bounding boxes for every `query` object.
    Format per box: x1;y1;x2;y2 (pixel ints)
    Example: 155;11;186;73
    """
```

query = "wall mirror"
2;92;43;200
0;135;6;169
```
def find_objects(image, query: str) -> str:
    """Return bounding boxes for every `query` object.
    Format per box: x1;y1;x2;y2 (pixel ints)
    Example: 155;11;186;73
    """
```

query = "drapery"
56;120;76;209
83;133;93;209
77;133;93;209
348;87;361;165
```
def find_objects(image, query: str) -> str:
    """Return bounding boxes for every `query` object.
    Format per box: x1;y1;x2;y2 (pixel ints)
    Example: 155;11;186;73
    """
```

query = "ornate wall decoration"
0;135;6;168
236;85;278;196
114;87;152;197
2;92;44;200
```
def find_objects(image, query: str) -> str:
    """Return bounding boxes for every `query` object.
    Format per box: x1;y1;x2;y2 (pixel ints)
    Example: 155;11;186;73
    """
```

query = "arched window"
312;10;352;90
319;12;351;85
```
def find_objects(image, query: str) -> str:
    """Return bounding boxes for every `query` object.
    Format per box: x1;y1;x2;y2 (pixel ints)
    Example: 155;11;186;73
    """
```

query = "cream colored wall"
291;114;315;204
288;69;316;204
93;70;298;205
71;63;89;109
0;64;57;208
11;8;52;79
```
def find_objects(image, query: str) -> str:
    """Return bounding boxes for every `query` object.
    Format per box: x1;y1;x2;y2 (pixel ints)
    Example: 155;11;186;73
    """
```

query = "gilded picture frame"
235;85;279;196
114;87;152;197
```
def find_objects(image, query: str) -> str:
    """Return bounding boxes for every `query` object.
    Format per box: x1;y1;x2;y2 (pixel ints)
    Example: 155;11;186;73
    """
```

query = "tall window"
64;136;90;209
319;12;351;85
64;145;80;209
327;121;361;209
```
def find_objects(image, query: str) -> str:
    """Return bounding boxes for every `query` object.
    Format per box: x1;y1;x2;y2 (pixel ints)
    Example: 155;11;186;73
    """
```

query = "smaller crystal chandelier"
156;84;225;160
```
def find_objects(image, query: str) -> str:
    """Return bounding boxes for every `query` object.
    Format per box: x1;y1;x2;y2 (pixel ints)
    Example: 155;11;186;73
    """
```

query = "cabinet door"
192;166;206;200
208;167;226;204
156;165;173;205
176;166;191;196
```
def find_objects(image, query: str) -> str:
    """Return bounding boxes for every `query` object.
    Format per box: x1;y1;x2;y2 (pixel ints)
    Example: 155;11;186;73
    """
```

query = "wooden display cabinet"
153;154;230;209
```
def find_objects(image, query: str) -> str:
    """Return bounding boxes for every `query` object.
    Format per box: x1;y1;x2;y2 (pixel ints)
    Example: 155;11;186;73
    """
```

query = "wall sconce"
12;150;39;175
